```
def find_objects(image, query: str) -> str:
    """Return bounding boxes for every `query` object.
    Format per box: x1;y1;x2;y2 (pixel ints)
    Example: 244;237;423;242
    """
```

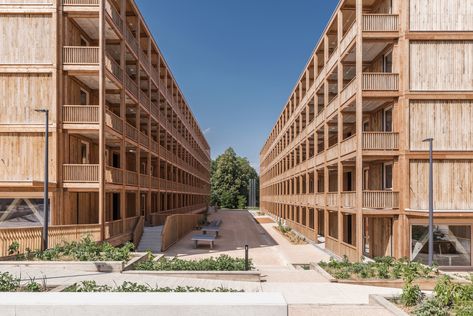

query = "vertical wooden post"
98;0;106;241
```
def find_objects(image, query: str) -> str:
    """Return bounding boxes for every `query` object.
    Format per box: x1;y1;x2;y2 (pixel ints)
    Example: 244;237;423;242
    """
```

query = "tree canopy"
210;147;259;209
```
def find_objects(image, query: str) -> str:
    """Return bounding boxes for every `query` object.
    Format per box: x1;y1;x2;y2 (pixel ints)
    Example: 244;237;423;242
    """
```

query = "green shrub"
134;255;253;271
0;272;19;292
65;280;242;293
454;302;473;316
15;236;134;262
400;282;423;306
8;241;20;256
413;298;448;316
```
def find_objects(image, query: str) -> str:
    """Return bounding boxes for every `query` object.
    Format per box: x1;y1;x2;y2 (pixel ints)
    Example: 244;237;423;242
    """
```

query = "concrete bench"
191;234;216;249
201;226;220;237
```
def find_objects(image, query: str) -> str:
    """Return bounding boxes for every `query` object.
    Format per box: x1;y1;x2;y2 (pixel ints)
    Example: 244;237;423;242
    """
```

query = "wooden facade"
0;0;211;254
260;0;473;267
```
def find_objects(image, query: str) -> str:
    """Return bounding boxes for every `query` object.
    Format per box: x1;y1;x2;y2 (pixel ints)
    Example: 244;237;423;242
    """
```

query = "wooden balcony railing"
140;174;149;187
326;144;339;161
340;78;357;104
150;139;159;154
105;166;123;184
363;14;399;32
315;193;324;206
340;22;357;53
326;192;339;208
125;27;139;55
63;164;99;183
63;0;99;5
126;170;138;186
341;192;356;208
326;49;338;72
105;0;123;31
105;110;123;133
125;74;138;98
150;102;159;119
363;73;399;91
326;95;339;117
363;191;399;209
105;54;122;81
139;132;149;148
151;176;159;188
0;224;100;256
340;135;357;156
63;105;99;124
63;46;99;65
363;132;399;150
140;93;150;111
125;122;139;143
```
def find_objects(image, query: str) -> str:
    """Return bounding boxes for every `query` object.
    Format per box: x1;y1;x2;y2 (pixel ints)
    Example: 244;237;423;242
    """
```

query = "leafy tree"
210;148;258;209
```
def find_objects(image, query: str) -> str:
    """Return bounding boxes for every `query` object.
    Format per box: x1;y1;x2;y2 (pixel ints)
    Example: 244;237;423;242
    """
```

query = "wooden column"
98;0;106;240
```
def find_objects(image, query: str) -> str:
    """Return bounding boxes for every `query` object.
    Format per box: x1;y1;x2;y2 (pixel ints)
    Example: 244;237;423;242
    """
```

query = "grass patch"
9;236;134;262
134;254;253;271
64;280;243;292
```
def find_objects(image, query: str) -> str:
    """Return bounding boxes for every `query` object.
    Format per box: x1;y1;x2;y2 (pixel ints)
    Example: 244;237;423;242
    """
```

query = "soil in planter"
273;226;307;245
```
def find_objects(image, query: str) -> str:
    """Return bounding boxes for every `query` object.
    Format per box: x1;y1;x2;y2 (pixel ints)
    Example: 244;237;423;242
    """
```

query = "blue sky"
137;0;338;171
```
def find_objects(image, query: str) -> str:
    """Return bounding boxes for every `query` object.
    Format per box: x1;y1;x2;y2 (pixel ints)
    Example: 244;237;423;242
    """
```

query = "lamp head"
422;138;434;143
35;109;49;113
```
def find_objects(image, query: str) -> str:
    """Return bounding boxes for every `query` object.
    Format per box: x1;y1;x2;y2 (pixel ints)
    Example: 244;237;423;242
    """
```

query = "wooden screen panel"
0;0;52;3
410;160;473;210
0;14;53;64
0;74;54;124
410;41;473;91
410;0;473;31
0;132;56;182
410;100;473;151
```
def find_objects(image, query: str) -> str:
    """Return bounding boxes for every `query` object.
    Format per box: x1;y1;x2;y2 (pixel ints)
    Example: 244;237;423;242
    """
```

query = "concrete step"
136;225;164;253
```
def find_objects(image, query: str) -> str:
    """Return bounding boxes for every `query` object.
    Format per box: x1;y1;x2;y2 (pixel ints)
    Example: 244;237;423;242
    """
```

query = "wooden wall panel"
410;100;473;151
410;41;473;91
68;135;99;164
410;0;473;31
0;0;51;3
0;74;54;124
410;160;473;210
0;133;56;182
0;14;53;64
63;192;99;225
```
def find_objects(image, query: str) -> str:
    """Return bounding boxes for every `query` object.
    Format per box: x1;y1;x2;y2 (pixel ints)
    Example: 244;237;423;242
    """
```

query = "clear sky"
136;0;339;171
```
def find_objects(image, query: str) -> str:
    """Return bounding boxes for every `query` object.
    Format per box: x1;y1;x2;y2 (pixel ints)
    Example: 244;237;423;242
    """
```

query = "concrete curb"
123;270;261;282
369;294;409;316
122;252;149;271
310;263;337;282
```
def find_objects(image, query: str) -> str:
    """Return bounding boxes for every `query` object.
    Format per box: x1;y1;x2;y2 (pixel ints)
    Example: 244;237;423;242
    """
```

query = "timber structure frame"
260;0;473;268
0;0;211;254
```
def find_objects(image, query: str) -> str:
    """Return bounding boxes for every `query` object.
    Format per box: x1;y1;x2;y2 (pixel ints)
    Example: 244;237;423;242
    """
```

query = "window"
80;141;89;164
411;224;471;266
363;167;369;190
363;120;369;132
79;89;89;106
383;107;393;132
383;163;393;190
383;50;393;73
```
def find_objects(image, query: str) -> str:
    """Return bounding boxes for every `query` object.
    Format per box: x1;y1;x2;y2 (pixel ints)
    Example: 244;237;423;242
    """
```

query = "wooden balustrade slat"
63;47;99;64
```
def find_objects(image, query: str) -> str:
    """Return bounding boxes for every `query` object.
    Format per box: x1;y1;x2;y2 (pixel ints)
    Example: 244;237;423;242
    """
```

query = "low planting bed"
317;256;444;289
274;221;307;245
0;272;48;292
1;236;147;272
128;254;260;282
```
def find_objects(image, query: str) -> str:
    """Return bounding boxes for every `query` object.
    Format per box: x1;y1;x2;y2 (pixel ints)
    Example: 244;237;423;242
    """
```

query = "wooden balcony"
125;123;139;143
63;46;99;67
363;14;399;32
105;110;123;134
126;170;138;186
326;95;339;117
326;192;338;208
63;164;99;183
326;144;339;162
340;23;357;54
362;73;399;91
363;132;399;151
363;191;399;209
125;27;139;56
105;166;123;184
340;135;357;156
105;0;123;31
139;132;149;148
105;54;122;82
341;192;356;208
125;74;138;99
140;174;149;187
340;78;357;105
62;105;99;125
139;93;151;111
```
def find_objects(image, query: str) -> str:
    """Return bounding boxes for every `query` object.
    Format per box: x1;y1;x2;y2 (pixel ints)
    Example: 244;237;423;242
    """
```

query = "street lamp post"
35;109;49;251
423;138;434;266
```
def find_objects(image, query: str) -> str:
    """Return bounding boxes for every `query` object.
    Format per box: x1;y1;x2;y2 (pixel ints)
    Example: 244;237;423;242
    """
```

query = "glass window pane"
0;198;50;227
411;224;471;266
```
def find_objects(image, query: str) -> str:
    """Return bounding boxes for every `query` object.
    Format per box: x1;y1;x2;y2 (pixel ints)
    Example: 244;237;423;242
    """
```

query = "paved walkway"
0;210;402;315
137;226;163;253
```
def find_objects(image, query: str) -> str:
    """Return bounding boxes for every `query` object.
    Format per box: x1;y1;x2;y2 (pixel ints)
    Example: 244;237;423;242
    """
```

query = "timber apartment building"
260;0;473;267
0;0;211;253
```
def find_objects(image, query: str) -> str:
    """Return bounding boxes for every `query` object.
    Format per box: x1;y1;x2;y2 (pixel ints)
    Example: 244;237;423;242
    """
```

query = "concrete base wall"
0;292;287;316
